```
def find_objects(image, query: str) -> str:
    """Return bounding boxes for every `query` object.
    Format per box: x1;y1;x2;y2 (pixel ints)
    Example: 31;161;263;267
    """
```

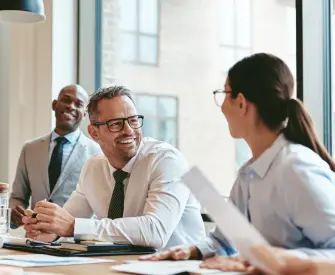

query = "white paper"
112;260;246;275
0;254;114;267
183;167;283;275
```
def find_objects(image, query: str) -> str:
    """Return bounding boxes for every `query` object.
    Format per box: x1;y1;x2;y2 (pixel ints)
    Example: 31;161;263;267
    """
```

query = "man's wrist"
66;217;75;237
70;217;75;236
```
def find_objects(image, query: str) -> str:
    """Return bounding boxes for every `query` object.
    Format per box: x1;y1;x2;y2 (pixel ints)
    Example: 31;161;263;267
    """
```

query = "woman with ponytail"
142;53;335;271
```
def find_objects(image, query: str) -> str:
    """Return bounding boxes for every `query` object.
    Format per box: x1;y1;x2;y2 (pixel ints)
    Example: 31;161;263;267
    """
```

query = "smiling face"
52;85;88;135
88;96;142;169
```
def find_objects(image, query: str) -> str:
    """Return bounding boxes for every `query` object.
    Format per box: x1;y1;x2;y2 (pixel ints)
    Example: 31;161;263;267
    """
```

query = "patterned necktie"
108;169;129;219
48;136;68;193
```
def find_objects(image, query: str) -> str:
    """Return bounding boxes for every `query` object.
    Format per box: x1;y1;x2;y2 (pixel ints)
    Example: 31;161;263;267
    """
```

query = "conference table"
0;248;140;274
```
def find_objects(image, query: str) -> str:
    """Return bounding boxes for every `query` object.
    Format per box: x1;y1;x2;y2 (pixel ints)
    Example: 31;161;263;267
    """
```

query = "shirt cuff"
74;218;98;241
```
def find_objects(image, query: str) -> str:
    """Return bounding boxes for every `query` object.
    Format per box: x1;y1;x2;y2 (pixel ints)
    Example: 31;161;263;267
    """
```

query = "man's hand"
10;205;26;227
139;245;201;261
23;201;75;237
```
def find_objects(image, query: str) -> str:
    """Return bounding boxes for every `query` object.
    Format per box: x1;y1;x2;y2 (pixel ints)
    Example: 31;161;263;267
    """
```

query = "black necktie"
108;170;129;219
48;136;68;193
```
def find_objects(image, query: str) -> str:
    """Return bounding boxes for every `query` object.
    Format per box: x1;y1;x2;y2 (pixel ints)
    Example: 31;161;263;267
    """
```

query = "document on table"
0;254;114;267
112;260;246;275
182;167;283;275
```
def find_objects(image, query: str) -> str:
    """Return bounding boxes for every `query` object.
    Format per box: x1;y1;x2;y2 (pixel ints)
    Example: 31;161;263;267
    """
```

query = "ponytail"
282;98;335;171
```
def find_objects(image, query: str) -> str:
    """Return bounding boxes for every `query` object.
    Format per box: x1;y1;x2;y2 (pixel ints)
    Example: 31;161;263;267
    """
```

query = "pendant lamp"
0;0;45;24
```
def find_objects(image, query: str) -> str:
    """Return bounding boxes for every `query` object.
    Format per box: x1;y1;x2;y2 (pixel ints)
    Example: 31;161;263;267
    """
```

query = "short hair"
87;85;134;123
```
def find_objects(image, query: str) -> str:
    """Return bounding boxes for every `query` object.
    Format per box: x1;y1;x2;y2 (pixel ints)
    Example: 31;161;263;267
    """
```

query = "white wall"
0;0;77;185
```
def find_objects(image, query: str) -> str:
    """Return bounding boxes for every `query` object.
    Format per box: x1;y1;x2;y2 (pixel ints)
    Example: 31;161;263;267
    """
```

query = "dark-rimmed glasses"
213;89;232;107
93;115;144;132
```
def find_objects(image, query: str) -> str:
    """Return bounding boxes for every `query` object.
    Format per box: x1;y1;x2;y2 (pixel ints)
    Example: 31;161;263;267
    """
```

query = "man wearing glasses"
23;85;205;249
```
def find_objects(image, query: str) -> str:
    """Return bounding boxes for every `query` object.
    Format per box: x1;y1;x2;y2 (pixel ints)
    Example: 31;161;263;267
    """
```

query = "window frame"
119;0;161;66
300;0;332;154
79;0;333;154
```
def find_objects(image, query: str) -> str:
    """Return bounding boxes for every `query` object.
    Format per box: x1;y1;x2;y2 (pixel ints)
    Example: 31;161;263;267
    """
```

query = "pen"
31;198;50;218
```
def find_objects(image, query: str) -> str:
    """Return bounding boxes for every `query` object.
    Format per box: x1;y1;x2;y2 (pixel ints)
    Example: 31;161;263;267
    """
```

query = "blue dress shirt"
197;134;335;258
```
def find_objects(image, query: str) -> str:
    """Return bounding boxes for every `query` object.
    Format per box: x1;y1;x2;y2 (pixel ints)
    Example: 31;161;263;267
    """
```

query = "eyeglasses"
213;89;232;107
93;115;144;132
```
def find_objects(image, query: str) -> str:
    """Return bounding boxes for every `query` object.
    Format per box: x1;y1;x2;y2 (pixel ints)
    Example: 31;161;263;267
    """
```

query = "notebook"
2;237;156;257
60;241;117;252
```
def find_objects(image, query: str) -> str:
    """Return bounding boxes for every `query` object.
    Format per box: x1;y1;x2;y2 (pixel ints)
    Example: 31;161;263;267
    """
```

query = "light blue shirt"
48;129;81;171
197;134;335;258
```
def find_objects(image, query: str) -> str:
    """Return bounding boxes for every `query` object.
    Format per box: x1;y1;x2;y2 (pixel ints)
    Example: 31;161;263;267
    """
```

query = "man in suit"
23;85;205;248
10;84;101;228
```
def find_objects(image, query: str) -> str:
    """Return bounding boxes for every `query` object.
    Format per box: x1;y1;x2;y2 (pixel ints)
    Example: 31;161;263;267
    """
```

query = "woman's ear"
237;93;248;115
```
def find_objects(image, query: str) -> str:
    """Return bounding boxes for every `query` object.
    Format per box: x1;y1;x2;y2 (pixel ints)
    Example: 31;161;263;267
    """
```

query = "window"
95;0;297;195
218;0;252;72
218;0;253;168
286;6;296;80
119;0;160;65
133;94;178;147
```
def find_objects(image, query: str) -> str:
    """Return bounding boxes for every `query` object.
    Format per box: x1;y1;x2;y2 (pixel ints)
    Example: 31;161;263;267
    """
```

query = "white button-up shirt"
64;137;206;249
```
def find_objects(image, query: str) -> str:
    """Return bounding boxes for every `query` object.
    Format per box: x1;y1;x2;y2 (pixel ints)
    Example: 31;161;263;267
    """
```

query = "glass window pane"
220;46;236;72
219;0;234;45
139;36;158;64
236;48;251;63
142;117;157;138
120;33;137;62
158;97;177;117
120;0;137;32
287;54;296;79
236;0;251;48
139;0;158;34
158;119;177;147
101;0;297;196
286;7;296;55
136;95;157;116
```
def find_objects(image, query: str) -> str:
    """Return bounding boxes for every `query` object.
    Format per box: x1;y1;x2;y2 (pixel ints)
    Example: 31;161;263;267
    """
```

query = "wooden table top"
0;248;141;274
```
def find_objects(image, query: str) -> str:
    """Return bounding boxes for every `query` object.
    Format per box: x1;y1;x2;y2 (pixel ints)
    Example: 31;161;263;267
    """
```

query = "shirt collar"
107;141;144;177
50;128;81;144
246;134;288;179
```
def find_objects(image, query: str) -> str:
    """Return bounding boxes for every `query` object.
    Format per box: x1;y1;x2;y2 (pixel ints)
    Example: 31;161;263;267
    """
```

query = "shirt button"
248;171;255;179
